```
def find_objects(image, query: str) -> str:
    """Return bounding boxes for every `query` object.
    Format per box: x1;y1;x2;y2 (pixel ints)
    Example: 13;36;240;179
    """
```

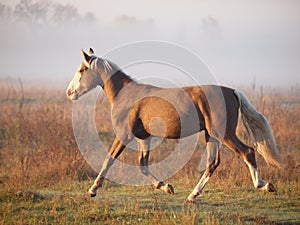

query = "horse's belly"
127;93;203;139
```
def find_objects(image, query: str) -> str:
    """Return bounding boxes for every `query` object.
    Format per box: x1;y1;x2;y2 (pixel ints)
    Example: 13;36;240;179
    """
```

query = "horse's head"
66;48;101;101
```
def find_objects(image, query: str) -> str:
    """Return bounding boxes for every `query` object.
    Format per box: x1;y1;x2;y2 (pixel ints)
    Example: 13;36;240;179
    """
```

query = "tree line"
0;0;96;25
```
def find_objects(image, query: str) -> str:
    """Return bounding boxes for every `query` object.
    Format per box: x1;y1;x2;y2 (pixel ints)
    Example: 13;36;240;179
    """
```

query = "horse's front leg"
88;138;126;197
137;138;174;195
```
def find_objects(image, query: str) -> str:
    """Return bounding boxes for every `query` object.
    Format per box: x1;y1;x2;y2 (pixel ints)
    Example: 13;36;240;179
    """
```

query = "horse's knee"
208;162;219;174
206;154;220;175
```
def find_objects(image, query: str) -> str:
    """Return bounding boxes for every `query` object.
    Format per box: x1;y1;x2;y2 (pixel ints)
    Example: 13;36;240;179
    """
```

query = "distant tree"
114;14;154;27
14;0;51;24
1;0;97;25
83;11;97;24
0;3;13;23
51;3;80;24
115;15;138;25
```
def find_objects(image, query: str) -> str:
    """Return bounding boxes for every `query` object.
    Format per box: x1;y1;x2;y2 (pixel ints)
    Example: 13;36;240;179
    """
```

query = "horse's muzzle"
66;89;78;101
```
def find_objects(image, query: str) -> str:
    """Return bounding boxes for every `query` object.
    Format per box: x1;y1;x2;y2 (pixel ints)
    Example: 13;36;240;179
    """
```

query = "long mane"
99;58;135;84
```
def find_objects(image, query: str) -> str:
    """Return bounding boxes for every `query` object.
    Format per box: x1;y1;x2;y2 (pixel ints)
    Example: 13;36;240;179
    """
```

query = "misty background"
0;0;299;88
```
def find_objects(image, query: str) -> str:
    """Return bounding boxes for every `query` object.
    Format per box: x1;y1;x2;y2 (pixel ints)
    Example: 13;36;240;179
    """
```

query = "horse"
66;48;281;203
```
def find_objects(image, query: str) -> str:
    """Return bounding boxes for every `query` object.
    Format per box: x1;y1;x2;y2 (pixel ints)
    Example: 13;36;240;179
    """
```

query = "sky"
0;0;300;88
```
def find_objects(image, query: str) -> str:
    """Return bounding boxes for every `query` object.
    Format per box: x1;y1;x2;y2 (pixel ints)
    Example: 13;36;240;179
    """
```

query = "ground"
1;179;299;224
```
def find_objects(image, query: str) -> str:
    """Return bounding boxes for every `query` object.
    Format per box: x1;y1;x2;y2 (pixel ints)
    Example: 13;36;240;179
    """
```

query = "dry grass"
0;82;94;192
0;81;299;224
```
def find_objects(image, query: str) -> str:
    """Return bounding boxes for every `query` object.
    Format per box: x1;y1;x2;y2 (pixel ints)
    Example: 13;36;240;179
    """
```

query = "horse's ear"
82;49;91;67
89;48;94;56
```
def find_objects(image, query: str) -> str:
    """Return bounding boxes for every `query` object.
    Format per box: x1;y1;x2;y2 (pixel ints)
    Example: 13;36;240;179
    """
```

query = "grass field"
0;81;299;224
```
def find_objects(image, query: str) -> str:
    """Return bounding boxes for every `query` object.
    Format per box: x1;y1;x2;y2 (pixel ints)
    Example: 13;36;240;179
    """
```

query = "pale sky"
1;0;299;87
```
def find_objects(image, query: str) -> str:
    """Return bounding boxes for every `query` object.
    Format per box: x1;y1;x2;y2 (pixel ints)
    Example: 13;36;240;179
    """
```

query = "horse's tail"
234;90;281;169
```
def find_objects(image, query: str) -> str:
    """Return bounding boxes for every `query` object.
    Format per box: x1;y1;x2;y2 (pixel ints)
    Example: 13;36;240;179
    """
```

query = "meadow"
0;80;299;224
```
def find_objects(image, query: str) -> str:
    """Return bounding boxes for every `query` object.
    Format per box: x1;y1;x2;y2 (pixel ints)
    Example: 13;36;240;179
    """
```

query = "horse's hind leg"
187;136;221;203
137;138;174;194
223;135;276;192
88;137;126;197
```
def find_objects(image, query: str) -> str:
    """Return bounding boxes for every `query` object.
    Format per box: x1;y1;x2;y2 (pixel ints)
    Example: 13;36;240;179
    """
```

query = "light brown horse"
66;48;281;203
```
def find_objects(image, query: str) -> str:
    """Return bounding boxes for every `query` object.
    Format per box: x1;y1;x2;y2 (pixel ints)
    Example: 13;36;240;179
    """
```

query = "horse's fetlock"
88;188;97;197
155;181;164;189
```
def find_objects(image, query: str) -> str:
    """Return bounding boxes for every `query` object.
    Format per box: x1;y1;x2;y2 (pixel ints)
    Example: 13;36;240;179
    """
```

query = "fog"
1;0;300;88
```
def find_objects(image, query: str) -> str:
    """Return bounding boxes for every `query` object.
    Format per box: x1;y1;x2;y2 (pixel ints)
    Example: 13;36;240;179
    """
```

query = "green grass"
1;179;299;224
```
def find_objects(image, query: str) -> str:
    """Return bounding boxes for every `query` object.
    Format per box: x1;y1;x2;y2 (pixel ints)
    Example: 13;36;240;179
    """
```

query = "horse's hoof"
165;183;174;195
266;183;277;192
88;189;97;197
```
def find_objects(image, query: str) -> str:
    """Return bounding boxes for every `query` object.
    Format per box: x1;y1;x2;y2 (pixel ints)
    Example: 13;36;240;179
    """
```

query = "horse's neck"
103;71;134;105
